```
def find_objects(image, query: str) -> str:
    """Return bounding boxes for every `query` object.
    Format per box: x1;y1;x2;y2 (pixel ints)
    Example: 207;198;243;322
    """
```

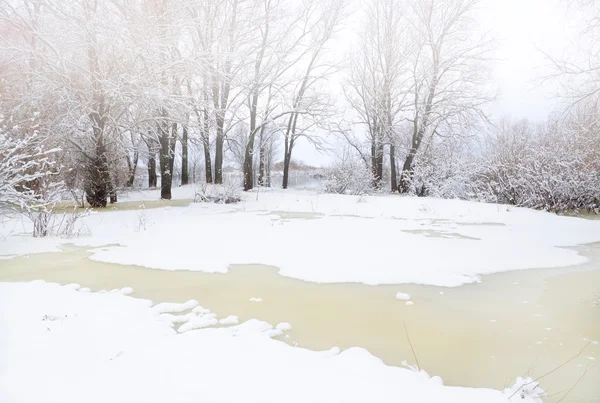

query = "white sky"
294;0;578;166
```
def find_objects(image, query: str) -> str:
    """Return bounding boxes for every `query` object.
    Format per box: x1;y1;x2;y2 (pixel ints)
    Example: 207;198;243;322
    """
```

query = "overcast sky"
295;0;578;167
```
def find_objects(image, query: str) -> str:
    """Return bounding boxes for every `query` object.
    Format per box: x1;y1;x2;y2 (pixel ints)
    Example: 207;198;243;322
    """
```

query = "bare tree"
345;0;408;191
544;0;600;107
398;0;494;192
280;0;346;190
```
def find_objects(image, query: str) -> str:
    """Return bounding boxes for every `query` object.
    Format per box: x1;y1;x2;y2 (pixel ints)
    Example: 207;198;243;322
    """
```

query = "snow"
396;292;411;301
151;299;199;314
0;281;543;403
249;297;263;302
264;328;284;338
219;315;239;325
276;322;292;331
157;313;195;325
178;316;219;333
192;305;211;314
2;188;600;287
405;301;415;306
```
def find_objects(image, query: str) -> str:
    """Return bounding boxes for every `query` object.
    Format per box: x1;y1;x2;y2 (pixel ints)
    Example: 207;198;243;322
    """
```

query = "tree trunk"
159;119;173;200
282;151;291;189
400;125;423;193
202;107;213;183
243;136;255;191
257;125;267;186
181;124;188;186
148;153;157;188
400;151;416;193
390;144;397;193
376;139;384;187
400;67;438;193
282;135;295;190
370;133;380;189
109;178;117;204
214;116;224;184
126;151;138;187
203;139;213;184
169;122;177;183
84;112;109;208
282;112;299;190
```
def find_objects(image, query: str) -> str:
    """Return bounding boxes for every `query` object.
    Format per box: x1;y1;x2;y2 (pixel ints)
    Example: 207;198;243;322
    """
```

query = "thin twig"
509;342;591;399
555;365;595;403
540;387;570;399
524;357;538;378
533;342;590;383
403;321;421;372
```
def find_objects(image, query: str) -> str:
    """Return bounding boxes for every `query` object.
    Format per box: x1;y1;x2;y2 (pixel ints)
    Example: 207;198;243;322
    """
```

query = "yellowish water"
53;199;193;213
0;245;599;402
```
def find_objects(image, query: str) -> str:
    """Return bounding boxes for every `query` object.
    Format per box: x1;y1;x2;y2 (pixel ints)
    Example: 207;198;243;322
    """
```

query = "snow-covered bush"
472;112;600;212
54;208;91;238
323;151;373;195
408;137;475;199
405;103;600;212
0;129;64;236
134;207;152;232
194;184;242;204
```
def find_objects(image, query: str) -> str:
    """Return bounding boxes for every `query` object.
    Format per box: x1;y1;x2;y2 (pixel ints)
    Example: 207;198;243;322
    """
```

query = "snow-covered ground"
2;186;600;287
0;281;543;403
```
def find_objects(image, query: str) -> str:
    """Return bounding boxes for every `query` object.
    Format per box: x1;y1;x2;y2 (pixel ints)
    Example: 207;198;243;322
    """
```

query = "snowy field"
1;187;598;402
1;187;600;287
0;281;544;403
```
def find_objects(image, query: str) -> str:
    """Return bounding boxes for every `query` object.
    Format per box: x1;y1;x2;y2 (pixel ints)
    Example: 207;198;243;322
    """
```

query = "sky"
482;0;573;121
295;0;578;167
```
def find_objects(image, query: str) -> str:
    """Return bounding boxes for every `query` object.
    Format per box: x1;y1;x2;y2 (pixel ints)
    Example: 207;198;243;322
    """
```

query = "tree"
280;0;345;190
345;0;407;191
545;0;600;107
398;0;494;192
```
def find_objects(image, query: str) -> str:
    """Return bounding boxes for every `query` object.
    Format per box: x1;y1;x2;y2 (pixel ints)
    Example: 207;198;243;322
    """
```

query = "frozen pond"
1;243;598;402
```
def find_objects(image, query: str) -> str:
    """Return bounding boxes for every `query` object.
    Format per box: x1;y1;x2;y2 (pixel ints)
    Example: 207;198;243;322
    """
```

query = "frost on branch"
0;129;62;237
323;150;373;195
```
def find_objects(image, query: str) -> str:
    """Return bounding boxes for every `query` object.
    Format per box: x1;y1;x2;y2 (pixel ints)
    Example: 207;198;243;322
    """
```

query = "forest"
0;0;598;224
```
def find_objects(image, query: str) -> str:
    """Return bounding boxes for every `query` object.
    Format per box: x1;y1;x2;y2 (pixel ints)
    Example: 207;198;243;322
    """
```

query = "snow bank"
0;281;538;403
178;315;219;333
2;189;600;287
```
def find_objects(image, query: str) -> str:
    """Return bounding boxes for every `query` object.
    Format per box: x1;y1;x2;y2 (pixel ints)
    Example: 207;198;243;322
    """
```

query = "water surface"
0;244;598;402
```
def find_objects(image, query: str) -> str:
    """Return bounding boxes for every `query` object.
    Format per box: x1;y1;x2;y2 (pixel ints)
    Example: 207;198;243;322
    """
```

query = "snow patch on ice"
405;301;415;306
276;322;292;331
152;299;198;314
192;305;211;314
249;297;263;302
396;292;411;301
4;189;600;288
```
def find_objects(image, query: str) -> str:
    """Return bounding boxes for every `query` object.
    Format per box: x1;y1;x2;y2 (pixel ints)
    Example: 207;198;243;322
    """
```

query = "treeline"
0;0;598;213
0;0;346;207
